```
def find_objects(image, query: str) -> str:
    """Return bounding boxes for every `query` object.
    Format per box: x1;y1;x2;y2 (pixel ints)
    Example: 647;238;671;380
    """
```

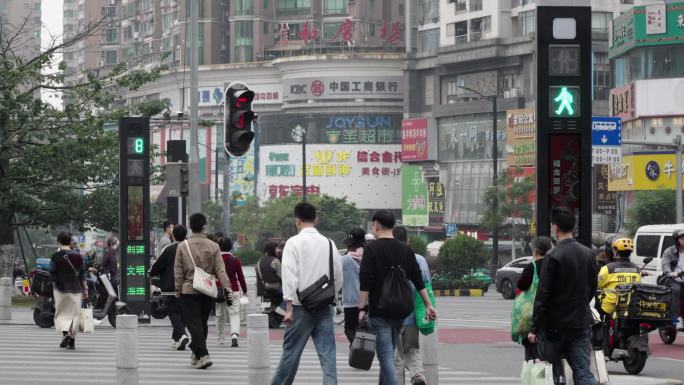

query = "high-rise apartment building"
0;0;42;60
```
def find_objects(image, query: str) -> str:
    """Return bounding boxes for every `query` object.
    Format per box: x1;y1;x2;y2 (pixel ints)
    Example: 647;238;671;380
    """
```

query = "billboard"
402;165;428;227
608;152;684;191
505;108;536;167
229;146;255;206
610;83;636;121
257;144;403;209
610;2;684;58
401;118;429;161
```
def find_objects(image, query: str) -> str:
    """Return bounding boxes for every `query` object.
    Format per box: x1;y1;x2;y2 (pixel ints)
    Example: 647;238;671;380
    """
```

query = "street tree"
438;234;488;277
625;190;677;236
480;169;535;258
0;19;168;274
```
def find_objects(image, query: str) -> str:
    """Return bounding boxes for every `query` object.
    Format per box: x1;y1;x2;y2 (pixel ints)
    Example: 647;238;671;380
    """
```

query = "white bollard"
247;281;259;315
422;323;439;385
0;277;12;320
248;314;270;385
116;315;139;385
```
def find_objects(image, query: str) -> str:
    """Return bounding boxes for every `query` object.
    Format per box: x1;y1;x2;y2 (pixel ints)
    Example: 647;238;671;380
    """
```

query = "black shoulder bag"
376;245;414;319
297;239;336;311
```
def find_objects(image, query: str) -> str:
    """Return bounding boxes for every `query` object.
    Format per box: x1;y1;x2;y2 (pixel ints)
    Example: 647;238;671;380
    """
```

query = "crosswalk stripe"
0;325;518;384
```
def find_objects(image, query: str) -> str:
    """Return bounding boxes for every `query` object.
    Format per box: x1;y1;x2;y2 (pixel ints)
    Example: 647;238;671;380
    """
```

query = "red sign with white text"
401;118;429;161
549;134;581;212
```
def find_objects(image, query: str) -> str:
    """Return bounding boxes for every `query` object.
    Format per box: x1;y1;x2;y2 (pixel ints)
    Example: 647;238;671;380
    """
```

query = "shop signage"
401;118;429;162
402;165;428;227
505;109;536;167
283;76;404;101
427;176;445;225
549;135;581;211
610;2;684;58
608;152;684;191
594;165;617;215
610;83;635;121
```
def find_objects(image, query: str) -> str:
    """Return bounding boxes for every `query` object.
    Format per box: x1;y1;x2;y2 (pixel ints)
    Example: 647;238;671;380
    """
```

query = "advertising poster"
549;134;581;212
402;165;429;226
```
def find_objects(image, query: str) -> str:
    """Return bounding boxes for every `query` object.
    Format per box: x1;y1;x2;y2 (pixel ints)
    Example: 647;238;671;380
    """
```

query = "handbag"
78;302;94;334
521;360;553;385
183;240;218;298
297;239;336;311
415;280;436;335
511;261;539;343
257;258;282;294
376;247;414;319
349;322;376;370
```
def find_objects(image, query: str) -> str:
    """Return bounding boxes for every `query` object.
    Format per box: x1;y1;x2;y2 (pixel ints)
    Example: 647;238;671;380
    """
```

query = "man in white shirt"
271;202;343;385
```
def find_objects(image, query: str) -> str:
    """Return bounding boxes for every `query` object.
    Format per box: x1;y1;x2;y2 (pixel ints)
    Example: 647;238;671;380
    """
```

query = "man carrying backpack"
359;211;438;385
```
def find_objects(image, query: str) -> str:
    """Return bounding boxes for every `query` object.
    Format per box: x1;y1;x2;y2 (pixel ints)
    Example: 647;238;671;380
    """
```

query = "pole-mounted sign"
119;117;151;320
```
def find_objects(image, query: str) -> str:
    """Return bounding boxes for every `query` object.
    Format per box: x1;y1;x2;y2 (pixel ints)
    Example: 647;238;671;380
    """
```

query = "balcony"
276;7;311;16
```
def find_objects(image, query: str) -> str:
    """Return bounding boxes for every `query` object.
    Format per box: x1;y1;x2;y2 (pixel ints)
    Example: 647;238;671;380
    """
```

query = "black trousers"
664;277;684;318
344;307;360;344
181;294;213;357
168;297;186;341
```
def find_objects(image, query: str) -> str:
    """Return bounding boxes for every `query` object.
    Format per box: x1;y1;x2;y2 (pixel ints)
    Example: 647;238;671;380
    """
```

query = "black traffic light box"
118;117;151;320
224;82;256;157
536;6;592;246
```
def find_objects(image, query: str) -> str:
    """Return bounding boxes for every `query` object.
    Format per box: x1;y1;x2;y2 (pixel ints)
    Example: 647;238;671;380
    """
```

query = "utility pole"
223;154;231;236
187;0;201;215
491;97;499;271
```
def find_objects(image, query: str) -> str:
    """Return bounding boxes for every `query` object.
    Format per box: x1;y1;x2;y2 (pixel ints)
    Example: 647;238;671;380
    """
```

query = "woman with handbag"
49;232;87;350
174;213;233;369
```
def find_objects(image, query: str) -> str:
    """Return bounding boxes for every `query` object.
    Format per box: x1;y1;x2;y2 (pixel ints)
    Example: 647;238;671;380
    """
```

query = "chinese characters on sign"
427;177;445;225
593;165;617;215
333;19;354;44
401;118;429;161
549;135;581;211
298;22;320;43
268;184;320;199
284;77;404;101
610;84;635;121
380;21;402;45
325;115;396;145
505;109;536;167
402;165;429;227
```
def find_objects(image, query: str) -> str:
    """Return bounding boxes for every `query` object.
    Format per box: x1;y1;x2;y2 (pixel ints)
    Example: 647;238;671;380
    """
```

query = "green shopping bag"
521;360;551;385
415;281;436;335
511;262;538;344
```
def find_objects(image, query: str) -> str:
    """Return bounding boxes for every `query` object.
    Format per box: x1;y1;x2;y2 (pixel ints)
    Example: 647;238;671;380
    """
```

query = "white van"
633;224;684;284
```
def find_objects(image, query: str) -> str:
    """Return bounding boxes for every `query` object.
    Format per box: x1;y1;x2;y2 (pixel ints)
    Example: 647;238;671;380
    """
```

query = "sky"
41;0;63;107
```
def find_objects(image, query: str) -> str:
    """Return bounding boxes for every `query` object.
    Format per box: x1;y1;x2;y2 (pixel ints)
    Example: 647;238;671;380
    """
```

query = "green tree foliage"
409;236;428;258
0;20;169;244
626;190;677;236
438;234;487;276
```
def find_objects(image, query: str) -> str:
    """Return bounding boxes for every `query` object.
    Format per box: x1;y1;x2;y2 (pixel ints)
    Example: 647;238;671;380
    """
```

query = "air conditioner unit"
173;19;179;26
133;32;140;39
97;59;104;67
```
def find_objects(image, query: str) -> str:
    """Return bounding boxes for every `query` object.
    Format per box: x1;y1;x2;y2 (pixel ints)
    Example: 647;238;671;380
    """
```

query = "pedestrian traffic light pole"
622;136;684;223
187;0;201;215
456;85;499;272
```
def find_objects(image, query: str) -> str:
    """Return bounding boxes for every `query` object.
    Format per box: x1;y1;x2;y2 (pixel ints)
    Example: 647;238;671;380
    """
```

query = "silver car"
495;256;533;299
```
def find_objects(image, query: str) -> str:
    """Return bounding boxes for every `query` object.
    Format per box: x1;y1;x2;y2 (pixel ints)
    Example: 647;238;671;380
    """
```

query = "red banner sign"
401;118;429;161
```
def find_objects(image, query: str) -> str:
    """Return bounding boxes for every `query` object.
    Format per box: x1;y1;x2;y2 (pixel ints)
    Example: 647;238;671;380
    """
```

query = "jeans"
181;294;213;358
271;305;337;385
167;296;186;341
369;316;403;385
664;277;683;319
216;293;242;337
545;328;597;385
394;326;424;383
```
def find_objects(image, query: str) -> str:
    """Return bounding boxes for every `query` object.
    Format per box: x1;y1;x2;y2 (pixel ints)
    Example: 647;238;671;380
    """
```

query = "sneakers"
177;335;189;351
191;353;198;366
171;340;179;350
217;334;225;345
66;337;75;350
196;355;213;369
231;336;238;348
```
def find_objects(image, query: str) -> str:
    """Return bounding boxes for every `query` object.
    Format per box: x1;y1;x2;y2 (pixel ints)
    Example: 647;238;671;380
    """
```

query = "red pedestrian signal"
224;83;256;157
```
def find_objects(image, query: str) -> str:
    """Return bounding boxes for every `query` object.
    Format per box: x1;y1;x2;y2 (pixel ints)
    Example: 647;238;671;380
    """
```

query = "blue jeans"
271;305;337;385
369;316;403;385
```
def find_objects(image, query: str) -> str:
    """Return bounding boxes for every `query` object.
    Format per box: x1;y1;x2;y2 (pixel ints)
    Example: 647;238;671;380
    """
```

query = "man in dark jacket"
529;207;598;385
661;229;684;325
150;225;189;350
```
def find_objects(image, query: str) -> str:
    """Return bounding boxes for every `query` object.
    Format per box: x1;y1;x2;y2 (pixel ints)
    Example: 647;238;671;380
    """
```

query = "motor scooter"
593;257;672;375
657;271;684;344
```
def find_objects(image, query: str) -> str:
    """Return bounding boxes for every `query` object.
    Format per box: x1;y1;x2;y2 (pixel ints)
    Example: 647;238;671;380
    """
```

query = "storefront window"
614;46;684;86
438;113;506;162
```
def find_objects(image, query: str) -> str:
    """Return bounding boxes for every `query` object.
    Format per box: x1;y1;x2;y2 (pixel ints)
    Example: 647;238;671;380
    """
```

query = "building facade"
0;0;41;60
402;0;635;245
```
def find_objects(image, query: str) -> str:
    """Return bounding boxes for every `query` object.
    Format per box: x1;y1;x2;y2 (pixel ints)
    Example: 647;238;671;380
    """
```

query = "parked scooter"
31;266;129;328
593;258;673;375
657;271;684;344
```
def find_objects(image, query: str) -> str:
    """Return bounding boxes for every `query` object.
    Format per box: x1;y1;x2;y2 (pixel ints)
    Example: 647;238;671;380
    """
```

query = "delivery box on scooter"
616;283;671;321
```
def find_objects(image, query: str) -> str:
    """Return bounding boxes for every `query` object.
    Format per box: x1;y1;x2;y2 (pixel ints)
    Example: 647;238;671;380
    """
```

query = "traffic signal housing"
224;82;256;157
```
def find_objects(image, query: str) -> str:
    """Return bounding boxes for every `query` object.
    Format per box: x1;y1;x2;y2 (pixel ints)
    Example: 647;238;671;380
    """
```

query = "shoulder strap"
62;251;79;278
328;239;334;281
183;240;197;268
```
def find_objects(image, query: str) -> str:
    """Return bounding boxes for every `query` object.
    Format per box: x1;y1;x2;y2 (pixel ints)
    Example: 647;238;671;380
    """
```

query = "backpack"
376;246;414;319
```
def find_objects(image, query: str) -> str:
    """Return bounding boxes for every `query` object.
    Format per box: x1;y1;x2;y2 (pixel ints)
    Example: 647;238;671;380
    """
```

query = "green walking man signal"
549;86;580;118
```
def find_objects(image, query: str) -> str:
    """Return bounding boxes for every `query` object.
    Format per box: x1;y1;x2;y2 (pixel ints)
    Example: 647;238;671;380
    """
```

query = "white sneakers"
172;335;189;350
196;355;213;369
191;353;198;366
217;334;225;345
